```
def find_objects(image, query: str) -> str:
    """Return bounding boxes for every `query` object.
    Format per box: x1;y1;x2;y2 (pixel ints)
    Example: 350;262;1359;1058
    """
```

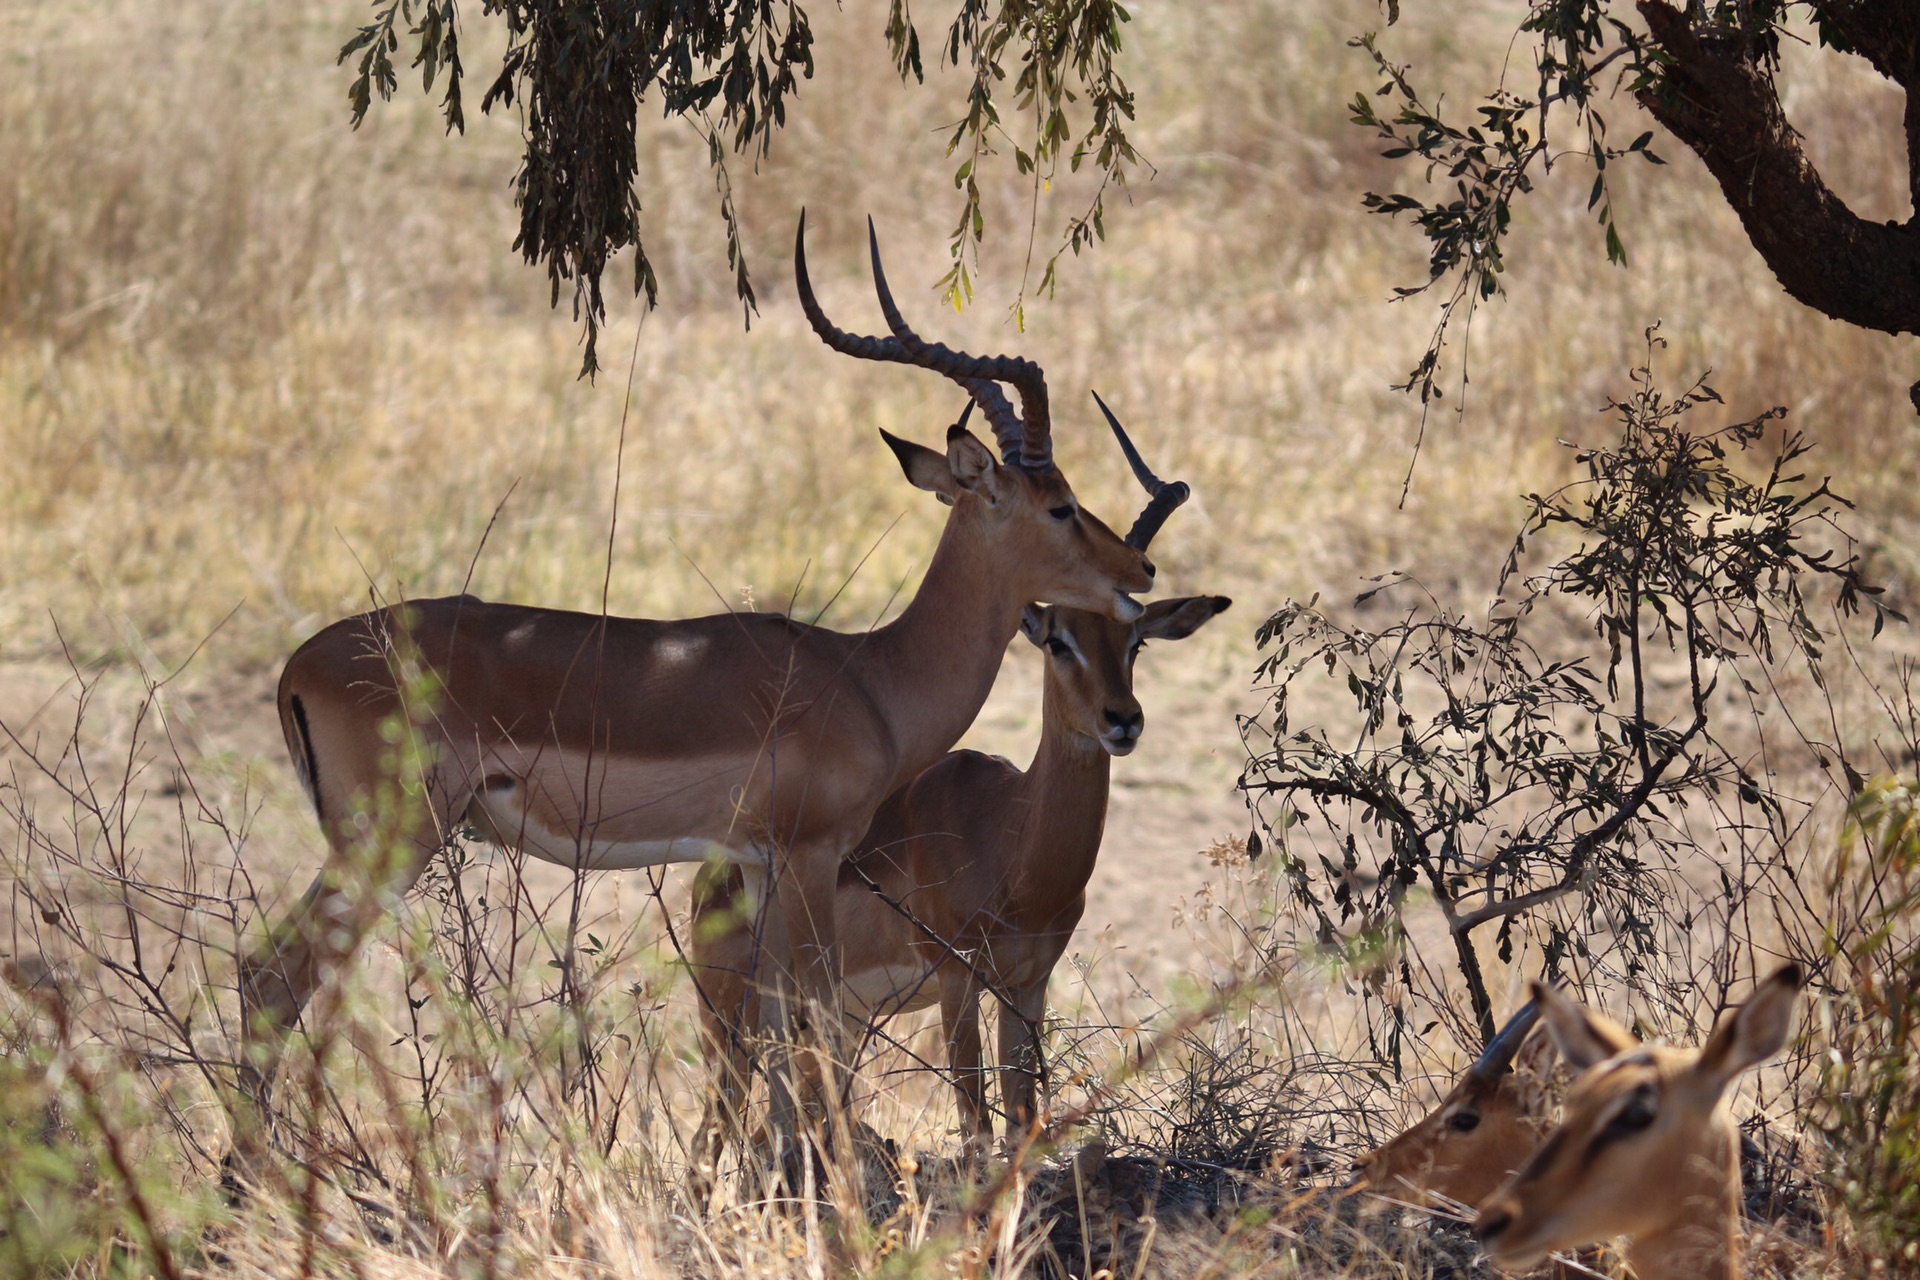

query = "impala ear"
1512;1015;1559;1078
945;426;1008;505
1532;979;1639;1072
1019;604;1049;647
882;428;959;505
1693;963;1802;1097
1139;595;1231;642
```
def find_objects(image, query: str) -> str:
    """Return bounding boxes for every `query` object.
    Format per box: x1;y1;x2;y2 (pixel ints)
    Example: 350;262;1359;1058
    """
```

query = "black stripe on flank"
290;694;323;823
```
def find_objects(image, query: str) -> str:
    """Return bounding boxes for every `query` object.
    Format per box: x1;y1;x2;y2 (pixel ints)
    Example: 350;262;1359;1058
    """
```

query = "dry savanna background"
2;0;1919;1277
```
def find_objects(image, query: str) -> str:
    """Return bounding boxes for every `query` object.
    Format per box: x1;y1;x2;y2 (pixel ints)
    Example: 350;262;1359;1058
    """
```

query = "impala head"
1353;1002;1552;1209
1020;595;1230;756
1474;964;1803;1274
1017;391;1226;754
796;213;1154;622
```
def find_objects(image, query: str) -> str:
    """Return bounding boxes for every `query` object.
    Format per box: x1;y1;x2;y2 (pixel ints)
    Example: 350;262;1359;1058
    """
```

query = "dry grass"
0;0;1915;1276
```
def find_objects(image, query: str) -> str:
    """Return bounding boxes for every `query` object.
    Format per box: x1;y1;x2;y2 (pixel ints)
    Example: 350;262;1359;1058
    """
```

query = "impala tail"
282;694;323;821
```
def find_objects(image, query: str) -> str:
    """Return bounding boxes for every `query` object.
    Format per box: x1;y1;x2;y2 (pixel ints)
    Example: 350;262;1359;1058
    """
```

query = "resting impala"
689;403;1227;1174
1353;1002;1553;1210
1474;964;1803;1280
234;214;1156;1170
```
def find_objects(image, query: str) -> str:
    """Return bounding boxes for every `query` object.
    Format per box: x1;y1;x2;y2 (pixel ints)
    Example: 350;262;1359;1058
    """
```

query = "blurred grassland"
1;0;1914;678
0;1;1914;1275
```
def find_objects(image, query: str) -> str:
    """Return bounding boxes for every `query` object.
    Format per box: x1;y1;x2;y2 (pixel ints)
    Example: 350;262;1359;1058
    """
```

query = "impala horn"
1468;1001;1541;1082
793;211;1054;473
948;398;976;437
1094;390;1190;551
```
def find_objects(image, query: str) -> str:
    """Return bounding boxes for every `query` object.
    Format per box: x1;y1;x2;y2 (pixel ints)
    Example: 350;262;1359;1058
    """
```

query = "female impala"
1474;964;1803;1280
1353;1002;1553;1210
690;406;1227;1172
235;215;1155;1170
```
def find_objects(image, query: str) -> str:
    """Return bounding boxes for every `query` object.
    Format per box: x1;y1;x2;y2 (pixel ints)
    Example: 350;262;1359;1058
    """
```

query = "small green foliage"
1240;334;1893;1052
1821;775;1920;1268
341;0;1140;372
1349;6;1661;409
0;1048;211;1280
341;0;815;377
893;0;1138;320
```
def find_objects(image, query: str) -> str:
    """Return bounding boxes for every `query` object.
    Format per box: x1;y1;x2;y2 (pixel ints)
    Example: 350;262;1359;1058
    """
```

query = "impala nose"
1475;1206;1513;1242
1103;708;1144;751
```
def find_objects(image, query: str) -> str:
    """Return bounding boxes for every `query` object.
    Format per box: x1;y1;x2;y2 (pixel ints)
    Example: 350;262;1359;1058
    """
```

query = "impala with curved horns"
234;213;1156;1173
1354;1002;1555;1211
1474;964;1803;1280
689;401;1227;1177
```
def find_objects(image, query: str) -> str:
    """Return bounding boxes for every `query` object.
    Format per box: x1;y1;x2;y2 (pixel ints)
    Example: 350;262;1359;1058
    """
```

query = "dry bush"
1242;337;1888;1058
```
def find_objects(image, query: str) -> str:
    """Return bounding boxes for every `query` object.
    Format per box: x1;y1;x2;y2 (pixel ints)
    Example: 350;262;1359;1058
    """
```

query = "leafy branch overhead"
1239;333;1897;1055
340;0;1139;375
1354;0;1920;407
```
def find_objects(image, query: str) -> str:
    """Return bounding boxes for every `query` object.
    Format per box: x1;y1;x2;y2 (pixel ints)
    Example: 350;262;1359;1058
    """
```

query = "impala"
1474;964;1803;1280
689;404;1227;1176
234;215;1156;1171
1353;1002;1553;1210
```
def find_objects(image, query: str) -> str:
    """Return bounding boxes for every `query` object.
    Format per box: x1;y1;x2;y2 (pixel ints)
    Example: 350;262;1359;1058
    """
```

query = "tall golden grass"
0;0;1913;1275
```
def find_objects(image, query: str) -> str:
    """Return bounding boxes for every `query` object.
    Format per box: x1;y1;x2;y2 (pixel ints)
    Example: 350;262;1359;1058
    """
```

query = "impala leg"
688;864;760;1205
739;862;811;1194
756;852;853;1192
690;987;758;1204
937;965;991;1163
999;982;1049;1144
231;779;450;1184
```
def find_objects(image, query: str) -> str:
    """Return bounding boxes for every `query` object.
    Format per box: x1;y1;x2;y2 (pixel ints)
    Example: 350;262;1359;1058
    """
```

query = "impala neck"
868;502;1028;784
1006;676;1114;909
1630;1213;1737;1280
1629;1144;1741;1280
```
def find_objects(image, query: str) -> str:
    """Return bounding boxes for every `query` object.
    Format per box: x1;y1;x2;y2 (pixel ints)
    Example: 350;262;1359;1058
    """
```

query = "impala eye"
1605;1089;1658;1138
1048;505;1074;520
1447;1110;1481;1133
1045;636;1070;658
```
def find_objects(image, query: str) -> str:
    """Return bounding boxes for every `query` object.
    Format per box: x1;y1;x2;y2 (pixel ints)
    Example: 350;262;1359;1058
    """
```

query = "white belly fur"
843;963;940;1016
460;744;789;867
469;785;759;869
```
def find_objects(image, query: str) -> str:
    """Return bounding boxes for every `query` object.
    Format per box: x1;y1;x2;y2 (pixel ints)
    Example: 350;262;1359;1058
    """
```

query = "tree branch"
1636;0;1920;334
1806;1;1920;222
1449;718;1704;935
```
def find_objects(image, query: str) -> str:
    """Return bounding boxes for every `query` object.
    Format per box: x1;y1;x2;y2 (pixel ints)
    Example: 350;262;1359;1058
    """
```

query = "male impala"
234;215;1156;1170
1354;1002;1553;1210
1475;964;1803;1279
690;404;1227;1174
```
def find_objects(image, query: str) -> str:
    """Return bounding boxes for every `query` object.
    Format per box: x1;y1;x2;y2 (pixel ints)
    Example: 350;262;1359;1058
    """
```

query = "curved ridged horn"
955;377;1025;463
867;220;1059;470
1094;391;1190;551
794;213;1038;465
1469;1001;1541;1080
